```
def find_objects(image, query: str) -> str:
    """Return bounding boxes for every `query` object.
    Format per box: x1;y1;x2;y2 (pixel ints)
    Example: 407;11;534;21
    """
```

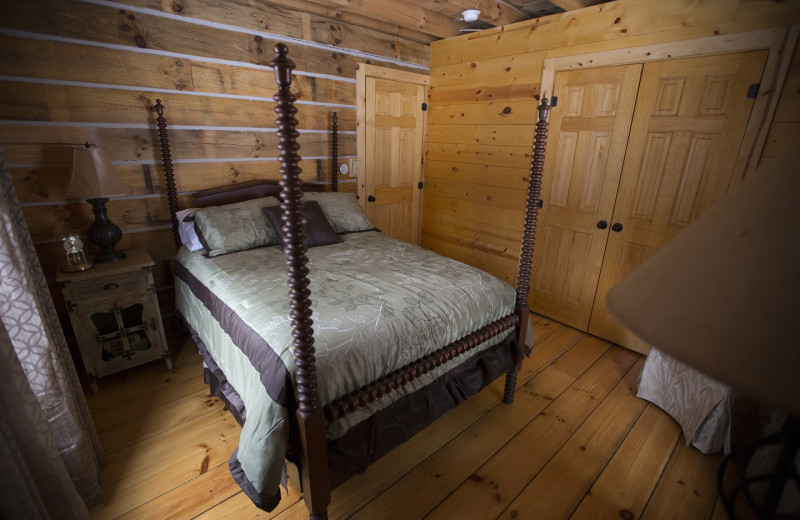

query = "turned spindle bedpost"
331;112;339;192
155;99;181;251
270;43;331;520
504;98;552;404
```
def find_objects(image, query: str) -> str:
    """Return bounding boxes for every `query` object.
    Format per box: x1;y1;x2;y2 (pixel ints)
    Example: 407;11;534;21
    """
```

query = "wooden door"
588;51;768;353
530;64;642;330
364;75;427;244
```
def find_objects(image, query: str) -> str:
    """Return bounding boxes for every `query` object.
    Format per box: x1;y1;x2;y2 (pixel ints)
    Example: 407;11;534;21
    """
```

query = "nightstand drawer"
69;270;150;301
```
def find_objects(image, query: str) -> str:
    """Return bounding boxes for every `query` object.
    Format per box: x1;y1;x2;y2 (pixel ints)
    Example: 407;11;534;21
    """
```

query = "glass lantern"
61;229;93;272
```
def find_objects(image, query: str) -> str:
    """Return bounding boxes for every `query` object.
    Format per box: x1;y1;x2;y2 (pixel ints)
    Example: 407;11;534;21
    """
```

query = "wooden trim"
540;26;799;180
357;63;431;85
735;25;800;180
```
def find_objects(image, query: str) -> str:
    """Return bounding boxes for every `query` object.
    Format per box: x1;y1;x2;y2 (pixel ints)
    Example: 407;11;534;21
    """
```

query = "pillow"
175;208;204;252
301;192;374;233
192;196;281;257
263;201;342;249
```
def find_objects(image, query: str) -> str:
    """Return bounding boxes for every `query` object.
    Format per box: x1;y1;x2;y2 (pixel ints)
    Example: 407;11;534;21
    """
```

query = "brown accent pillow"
263;201;343;249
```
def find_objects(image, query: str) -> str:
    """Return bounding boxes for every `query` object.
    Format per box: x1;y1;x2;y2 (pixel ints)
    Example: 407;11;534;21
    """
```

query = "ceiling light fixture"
461;0;481;22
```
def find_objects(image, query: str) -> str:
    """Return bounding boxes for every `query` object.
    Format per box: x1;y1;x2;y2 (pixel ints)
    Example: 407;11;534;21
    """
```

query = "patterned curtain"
0;146;104;518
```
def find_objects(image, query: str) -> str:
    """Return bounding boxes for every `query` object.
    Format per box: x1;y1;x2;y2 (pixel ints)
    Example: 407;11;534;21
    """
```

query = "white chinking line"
7;2;384;241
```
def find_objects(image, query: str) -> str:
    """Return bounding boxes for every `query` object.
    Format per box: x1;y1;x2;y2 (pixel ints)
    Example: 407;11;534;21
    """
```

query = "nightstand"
57;249;172;393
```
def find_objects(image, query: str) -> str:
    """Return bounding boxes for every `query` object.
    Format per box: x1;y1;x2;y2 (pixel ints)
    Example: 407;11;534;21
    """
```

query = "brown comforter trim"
175;261;293;409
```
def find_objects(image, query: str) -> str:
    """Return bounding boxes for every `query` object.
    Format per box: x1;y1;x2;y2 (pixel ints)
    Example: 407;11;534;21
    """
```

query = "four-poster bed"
155;44;552;519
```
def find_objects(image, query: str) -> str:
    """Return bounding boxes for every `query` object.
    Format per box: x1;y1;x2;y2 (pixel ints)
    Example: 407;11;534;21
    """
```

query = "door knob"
597;220;608;229
611;222;624;232
367;195;376;202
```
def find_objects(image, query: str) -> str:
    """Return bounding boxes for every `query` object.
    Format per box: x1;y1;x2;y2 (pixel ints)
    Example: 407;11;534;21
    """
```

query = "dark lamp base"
94;249;126;263
86;197;125;263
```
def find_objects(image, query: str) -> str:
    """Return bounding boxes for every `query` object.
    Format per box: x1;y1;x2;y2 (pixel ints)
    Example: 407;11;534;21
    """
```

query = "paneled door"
530;64;642;329
363;71;427;244
588;51;768;353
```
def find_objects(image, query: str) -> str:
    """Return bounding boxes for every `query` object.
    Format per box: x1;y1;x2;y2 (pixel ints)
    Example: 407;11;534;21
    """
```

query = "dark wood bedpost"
155;99;181;251
270;44;330;520
331;112;338;192
504;98;552;404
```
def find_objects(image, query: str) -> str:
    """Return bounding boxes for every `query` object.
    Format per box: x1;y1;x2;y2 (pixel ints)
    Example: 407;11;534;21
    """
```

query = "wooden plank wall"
0;0;429;339
424;0;800;287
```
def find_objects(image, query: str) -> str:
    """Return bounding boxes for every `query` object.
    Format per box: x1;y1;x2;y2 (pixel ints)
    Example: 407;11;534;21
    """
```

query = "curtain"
0;146;104;518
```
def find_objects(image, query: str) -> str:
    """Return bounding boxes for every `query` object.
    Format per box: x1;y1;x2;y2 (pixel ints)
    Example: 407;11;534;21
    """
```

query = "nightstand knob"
103;282;120;291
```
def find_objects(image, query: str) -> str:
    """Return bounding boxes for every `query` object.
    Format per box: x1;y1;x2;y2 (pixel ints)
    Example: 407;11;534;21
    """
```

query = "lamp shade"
606;151;800;416
66;146;129;199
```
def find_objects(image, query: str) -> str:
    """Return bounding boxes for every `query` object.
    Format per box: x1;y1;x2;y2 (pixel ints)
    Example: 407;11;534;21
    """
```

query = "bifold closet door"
530;64;642;330
588;50;768;353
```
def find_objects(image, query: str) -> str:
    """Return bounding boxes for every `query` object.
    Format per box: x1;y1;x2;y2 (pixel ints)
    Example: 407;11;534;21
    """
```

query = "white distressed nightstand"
57;249;172;393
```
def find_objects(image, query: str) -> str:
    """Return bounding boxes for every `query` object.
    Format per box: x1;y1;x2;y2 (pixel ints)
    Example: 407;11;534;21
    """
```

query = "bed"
154;44;553;519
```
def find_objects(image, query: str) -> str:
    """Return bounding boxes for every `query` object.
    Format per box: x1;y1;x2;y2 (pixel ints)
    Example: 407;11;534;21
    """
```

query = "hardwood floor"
86;314;728;519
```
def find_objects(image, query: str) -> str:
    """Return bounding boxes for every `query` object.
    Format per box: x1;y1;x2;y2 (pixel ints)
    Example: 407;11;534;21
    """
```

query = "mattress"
175;230;517;508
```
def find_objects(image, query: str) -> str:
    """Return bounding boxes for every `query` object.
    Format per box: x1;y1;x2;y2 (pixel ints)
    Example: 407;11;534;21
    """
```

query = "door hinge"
551;96;558;107
746;83;760;99
421;102;428;111
418;181;424;189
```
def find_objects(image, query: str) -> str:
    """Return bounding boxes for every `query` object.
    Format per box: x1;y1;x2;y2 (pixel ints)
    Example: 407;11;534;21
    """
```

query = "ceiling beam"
548;0;605;11
306;0;465;39
258;0;439;43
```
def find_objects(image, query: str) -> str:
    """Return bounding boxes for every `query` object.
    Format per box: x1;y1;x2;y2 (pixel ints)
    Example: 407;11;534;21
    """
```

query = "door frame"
539;26;799;182
355;63;430;213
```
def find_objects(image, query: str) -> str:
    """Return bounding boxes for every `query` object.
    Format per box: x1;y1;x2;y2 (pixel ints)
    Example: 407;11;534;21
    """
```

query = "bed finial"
270;43;295;89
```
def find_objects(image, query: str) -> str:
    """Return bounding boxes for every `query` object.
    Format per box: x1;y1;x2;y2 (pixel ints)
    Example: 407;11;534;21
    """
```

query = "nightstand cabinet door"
58;249;171;392
70;292;164;378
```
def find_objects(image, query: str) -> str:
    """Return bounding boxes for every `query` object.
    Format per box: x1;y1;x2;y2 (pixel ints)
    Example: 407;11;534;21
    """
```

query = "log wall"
0;0;428;338
424;0;800;287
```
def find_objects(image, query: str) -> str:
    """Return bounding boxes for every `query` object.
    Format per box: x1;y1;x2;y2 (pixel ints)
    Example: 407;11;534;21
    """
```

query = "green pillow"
301;192;374;233
192;196;281;257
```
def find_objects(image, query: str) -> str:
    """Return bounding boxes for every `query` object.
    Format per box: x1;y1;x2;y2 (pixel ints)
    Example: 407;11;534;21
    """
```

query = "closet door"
588;51;768;353
530;64;642;330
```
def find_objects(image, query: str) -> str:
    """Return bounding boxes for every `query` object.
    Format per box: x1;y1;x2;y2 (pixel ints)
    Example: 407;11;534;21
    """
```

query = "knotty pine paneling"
424;0;800;287
0;0;422;344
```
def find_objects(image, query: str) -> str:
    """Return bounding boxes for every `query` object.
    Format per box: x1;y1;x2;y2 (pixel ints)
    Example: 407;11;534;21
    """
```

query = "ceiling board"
271;0;613;42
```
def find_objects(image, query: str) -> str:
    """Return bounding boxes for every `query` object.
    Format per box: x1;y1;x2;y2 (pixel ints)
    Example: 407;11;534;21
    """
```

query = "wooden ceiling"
266;0;613;43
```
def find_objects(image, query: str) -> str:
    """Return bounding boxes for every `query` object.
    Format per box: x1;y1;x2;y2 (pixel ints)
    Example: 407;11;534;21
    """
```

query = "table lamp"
606;150;799;518
66;144;129;263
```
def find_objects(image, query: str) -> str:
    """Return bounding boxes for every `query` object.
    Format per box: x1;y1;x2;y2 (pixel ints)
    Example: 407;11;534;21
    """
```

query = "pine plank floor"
86;314;728;519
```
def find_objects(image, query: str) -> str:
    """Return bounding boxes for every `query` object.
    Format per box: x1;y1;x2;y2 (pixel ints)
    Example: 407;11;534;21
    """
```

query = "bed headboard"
153;98;340;250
